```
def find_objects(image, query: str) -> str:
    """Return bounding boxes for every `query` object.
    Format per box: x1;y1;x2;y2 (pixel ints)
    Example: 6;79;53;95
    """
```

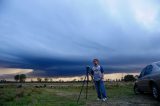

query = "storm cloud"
0;0;160;76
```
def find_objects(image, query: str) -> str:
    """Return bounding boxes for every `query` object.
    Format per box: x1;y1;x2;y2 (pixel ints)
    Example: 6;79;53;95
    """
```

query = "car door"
138;65;153;92
152;63;160;89
155;72;160;89
141;65;153;92
137;68;145;91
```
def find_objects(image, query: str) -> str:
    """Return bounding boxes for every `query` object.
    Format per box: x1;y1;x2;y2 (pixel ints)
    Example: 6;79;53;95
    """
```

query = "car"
134;62;160;100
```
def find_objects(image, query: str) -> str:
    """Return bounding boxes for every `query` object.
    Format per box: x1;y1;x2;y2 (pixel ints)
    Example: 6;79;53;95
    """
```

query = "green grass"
0;82;159;106
0;88;79;106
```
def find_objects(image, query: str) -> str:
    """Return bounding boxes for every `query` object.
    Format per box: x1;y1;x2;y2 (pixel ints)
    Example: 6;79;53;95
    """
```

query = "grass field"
0;82;159;106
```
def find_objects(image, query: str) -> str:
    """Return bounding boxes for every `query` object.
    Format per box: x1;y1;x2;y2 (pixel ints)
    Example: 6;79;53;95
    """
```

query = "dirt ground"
87;95;160;106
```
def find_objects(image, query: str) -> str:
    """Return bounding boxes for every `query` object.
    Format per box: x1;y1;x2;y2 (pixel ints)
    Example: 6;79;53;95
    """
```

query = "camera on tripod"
77;65;94;104
86;65;91;75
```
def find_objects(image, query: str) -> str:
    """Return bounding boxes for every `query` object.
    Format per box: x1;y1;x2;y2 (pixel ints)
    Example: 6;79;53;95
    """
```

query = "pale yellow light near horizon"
0;68;139;81
0;68;33;75
25;73;139;82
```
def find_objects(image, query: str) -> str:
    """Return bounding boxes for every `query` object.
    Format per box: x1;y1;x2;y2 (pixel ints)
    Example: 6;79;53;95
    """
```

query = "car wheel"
152;84;160;100
134;85;140;95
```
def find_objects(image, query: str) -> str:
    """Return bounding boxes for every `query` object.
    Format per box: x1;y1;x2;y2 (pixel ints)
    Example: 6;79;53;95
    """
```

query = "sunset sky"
0;0;160;76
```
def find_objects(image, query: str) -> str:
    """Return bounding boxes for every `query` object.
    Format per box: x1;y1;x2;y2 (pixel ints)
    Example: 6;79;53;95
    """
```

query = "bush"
124;75;136;82
14;74;27;82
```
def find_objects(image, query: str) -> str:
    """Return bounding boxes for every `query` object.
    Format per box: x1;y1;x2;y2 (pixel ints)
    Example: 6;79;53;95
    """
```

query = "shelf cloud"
0;0;160;76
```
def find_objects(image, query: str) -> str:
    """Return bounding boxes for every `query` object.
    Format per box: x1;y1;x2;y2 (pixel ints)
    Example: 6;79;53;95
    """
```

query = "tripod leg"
86;74;89;99
91;77;95;89
77;76;87;104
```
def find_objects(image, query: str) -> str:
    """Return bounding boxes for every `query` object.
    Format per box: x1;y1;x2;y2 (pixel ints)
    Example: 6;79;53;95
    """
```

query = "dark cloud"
0;0;160;76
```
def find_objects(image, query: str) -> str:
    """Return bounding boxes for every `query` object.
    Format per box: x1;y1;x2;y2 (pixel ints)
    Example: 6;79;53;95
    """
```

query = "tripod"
77;66;92;104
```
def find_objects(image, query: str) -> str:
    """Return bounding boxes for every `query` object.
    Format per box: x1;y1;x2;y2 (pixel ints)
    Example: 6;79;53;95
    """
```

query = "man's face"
93;60;98;66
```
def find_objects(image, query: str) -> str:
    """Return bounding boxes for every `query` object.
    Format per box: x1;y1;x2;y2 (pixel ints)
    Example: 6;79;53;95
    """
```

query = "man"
91;58;107;101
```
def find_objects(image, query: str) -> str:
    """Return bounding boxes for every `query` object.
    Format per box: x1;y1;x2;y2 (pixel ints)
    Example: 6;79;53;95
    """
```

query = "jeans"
94;80;107;99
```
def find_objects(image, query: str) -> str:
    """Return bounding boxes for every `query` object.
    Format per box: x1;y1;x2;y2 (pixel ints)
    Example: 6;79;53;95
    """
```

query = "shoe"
102;97;107;102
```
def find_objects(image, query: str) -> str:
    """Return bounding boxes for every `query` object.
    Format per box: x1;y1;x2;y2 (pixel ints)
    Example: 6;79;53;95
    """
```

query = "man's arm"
100;66;104;80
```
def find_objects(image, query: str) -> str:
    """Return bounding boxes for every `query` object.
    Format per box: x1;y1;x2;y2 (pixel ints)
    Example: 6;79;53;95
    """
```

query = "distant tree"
80;77;83;81
31;79;33;82
14;74;26;82
44;78;49;82
37;78;42;82
19;74;27;82
50;78;53;82
121;76;125;81
72;79;77;82
14;75;20;82
0;79;6;83
116;79;118;82
106;79;110;82
59;79;62;82
124;75;136;82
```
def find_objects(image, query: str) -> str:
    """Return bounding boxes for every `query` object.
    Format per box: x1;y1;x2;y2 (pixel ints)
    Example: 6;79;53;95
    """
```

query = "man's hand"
90;74;93;79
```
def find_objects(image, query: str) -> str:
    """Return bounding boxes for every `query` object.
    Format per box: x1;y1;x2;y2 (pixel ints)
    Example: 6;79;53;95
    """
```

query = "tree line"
11;74;137;83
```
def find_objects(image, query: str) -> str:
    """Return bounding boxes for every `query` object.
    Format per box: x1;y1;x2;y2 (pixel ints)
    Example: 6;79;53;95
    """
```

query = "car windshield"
139;69;145;78
139;65;153;78
143;65;153;76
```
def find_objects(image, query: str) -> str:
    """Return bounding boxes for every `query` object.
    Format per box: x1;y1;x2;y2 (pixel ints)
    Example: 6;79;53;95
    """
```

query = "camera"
86;65;90;71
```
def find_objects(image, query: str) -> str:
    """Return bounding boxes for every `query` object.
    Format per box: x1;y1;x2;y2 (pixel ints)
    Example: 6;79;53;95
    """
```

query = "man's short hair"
93;58;99;62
